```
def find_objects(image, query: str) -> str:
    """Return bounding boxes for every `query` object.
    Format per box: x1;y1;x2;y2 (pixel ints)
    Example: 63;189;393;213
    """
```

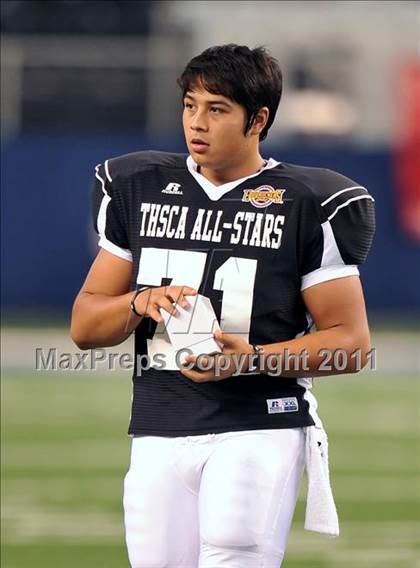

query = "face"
182;84;256;172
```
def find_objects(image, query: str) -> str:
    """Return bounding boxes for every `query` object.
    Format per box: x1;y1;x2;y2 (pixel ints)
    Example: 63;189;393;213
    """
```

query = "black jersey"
92;151;375;436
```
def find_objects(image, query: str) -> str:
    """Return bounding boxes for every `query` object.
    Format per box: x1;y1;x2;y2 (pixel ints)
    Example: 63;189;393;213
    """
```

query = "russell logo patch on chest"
266;397;299;414
242;186;286;208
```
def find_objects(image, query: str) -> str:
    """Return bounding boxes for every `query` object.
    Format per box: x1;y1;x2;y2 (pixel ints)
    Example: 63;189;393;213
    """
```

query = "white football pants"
123;428;305;568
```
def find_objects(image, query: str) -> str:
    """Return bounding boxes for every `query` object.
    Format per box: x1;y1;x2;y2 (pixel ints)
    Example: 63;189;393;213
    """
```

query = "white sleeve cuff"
301;264;359;291
98;237;133;262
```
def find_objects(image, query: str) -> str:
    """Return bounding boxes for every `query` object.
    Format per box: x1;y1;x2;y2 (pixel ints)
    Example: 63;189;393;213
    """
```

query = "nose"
190;109;209;132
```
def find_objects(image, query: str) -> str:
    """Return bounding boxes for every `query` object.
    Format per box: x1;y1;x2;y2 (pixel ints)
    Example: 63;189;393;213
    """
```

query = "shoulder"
276;162;367;201
105;150;187;182
272;161;373;222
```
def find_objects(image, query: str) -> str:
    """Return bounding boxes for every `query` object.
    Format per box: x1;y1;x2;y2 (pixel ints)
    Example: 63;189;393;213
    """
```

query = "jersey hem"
128;417;316;437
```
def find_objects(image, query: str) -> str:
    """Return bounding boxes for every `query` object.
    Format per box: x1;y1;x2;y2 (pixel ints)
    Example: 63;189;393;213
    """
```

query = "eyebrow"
184;94;232;107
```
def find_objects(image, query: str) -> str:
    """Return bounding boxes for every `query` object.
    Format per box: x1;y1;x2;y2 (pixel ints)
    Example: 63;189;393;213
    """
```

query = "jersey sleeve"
300;170;375;290
91;161;133;262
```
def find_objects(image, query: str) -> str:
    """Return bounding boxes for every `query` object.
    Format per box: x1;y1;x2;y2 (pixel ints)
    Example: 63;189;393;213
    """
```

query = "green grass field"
2;368;419;568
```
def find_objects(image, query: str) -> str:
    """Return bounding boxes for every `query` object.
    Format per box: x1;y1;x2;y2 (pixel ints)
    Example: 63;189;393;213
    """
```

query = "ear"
249;107;269;137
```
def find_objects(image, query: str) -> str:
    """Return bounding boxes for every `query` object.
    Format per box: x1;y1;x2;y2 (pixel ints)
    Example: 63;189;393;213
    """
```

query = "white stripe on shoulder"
104;159;113;183
95;164;106;193
321;185;367;207
95;165;132;262
98;237;133;262
327;195;375;221
301;264;359;291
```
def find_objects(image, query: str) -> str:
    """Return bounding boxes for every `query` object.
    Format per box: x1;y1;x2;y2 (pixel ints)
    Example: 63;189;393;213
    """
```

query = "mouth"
190;139;209;153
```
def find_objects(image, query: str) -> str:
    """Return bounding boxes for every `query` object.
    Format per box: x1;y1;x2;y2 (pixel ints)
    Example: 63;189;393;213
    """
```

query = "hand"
134;285;197;323
180;330;254;383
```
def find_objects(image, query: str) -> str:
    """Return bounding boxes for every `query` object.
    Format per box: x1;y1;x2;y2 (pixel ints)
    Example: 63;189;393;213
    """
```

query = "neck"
197;153;266;186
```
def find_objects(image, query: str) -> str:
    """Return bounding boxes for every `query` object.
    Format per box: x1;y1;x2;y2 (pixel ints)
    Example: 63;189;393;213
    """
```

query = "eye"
184;102;194;110
210;106;223;113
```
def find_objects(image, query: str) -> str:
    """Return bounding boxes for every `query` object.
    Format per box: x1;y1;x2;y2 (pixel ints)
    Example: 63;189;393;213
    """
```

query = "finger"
180;367;215;383
214;329;223;342
182;353;215;372
195;353;215;371
167;287;196;308
214;331;238;347
172;288;191;309
156;297;178;317
214;352;231;370
184;354;199;365
212;353;233;378
180;286;198;296
164;288;185;307
182;355;212;371
148;306;163;323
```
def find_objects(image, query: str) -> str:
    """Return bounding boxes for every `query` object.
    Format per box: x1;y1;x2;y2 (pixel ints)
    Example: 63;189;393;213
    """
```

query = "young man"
71;45;375;567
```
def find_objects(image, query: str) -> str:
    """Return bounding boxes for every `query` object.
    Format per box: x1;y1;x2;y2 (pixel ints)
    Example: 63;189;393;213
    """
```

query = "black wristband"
248;344;264;372
130;287;150;317
252;344;264;356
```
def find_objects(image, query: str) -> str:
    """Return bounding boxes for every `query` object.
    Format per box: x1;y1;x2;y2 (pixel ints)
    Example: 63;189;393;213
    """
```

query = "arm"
71;249;138;350
257;275;371;376
71;249;197;350
181;275;371;382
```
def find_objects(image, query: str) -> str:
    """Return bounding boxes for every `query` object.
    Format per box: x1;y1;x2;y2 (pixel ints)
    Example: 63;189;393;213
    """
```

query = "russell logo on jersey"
266;397;299;414
162;183;183;195
242;185;285;208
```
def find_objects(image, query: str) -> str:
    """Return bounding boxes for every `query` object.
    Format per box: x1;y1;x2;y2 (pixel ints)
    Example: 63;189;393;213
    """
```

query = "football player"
71;44;375;567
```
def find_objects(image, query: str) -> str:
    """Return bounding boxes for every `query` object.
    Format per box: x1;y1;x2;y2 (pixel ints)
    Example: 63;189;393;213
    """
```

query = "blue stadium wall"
2;134;419;319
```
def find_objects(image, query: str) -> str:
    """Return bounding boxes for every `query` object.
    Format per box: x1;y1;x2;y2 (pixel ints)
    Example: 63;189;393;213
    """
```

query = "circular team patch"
242;185;285;208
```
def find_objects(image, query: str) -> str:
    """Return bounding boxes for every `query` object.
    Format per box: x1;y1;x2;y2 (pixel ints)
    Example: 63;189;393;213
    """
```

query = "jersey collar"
186;155;281;201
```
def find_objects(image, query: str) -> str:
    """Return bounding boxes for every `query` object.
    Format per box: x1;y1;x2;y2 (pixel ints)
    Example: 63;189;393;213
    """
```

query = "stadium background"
1;1;419;567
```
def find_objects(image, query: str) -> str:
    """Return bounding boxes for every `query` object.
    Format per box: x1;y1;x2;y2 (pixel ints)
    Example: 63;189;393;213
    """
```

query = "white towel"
304;425;340;537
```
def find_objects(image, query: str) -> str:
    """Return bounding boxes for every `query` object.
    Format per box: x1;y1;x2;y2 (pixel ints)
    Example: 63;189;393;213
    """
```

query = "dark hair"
177;44;282;141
